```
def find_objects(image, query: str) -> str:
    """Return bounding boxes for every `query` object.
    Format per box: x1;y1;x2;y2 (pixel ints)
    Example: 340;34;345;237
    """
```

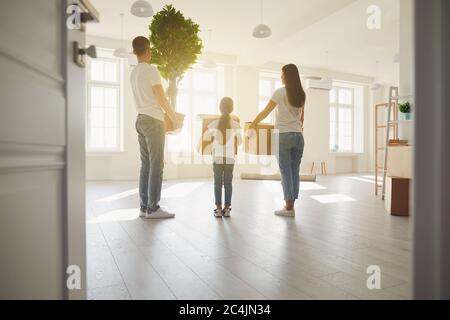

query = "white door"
0;0;94;299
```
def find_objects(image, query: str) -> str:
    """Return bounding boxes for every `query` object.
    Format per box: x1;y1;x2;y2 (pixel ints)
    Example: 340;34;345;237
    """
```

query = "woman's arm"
249;100;277;129
301;107;305;131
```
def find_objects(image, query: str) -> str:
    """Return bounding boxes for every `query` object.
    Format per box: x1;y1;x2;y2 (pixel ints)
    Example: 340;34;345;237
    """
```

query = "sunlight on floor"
310;194;356;204
96;188;138;203
361;175;383;181
347;177;377;184
161;182;205;198
87;208;139;224
347;175;383;185
261;181;326;193
300;182;327;191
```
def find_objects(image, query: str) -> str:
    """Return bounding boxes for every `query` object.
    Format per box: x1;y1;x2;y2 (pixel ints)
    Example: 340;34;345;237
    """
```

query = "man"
130;36;180;219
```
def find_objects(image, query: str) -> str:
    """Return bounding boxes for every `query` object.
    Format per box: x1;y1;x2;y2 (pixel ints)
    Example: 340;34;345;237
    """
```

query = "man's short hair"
132;36;150;55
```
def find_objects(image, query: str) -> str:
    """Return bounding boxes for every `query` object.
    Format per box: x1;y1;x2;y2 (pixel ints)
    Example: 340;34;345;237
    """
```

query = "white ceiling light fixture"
130;0;154;18
203;29;218;69
114;13;129;58
252;0;272;39
371;60;382;91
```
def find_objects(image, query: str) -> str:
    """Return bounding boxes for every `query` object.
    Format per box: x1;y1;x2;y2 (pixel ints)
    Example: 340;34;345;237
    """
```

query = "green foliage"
149;5;203;81
399;101;411;113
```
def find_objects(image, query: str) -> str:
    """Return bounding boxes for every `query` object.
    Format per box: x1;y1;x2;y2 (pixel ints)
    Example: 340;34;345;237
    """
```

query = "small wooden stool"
310;161;327;176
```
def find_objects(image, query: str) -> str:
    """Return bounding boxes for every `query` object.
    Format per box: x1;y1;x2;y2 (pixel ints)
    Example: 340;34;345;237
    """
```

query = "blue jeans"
276;132;305;201
135;114;165;212
213;160;234;207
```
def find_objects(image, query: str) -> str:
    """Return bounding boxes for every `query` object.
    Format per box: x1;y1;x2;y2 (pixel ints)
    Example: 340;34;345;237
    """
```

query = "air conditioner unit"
304;77;332;91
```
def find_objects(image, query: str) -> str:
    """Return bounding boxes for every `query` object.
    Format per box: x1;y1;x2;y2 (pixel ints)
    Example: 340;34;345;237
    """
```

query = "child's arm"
198;128;213;153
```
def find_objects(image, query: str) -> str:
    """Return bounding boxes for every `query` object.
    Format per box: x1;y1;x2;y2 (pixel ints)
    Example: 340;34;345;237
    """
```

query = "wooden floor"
86;174;411;300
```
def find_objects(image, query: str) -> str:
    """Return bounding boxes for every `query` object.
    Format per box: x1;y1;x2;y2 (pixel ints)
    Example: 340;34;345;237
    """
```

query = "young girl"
204;97;242;218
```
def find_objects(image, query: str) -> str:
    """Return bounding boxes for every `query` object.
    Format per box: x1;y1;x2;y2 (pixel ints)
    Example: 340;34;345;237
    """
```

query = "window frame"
86;49;124;154
259;72;283;124
330;86;355;153
168;64;223;153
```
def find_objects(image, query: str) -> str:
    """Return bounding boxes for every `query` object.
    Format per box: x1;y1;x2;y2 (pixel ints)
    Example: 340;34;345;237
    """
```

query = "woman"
250;64;306;217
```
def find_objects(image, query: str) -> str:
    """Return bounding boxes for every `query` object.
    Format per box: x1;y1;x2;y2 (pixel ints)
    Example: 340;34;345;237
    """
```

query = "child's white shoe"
223;208;231;218
274;207;295;217
214;209;223;218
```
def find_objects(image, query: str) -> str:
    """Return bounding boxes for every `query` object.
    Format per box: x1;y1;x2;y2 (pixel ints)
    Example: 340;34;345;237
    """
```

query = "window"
329;83;364;153
168;64;224;152
259;72;283;124
86;49;123;152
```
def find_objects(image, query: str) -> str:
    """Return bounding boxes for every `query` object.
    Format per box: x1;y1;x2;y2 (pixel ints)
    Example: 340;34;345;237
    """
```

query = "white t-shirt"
130;63;164;122
205;119;242;163
271;87;304;133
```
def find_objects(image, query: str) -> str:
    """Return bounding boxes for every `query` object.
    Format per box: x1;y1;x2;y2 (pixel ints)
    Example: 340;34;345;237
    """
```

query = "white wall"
400;0;414;99
398;0;414;144
369;85;388;173
86;36;141;180
86;36;377;181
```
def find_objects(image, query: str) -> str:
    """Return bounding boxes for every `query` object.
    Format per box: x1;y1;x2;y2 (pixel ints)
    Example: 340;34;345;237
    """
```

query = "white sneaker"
213;209;223;218
274;208;295;217
139;207;147;218
144;208;175;219
223;208;231;218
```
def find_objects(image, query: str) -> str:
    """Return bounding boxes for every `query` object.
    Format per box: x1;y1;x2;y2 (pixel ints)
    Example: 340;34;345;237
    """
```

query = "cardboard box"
244;122;275;155
385;176;410;216
164;112;185;134
387;146;413;179
198;114;240;155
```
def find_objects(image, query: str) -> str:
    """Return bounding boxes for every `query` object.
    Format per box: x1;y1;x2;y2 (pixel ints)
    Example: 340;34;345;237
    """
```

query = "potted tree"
149;5;203;109
399;101;412;120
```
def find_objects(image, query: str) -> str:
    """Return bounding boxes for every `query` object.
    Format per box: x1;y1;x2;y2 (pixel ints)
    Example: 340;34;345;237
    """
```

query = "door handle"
73;42;97;68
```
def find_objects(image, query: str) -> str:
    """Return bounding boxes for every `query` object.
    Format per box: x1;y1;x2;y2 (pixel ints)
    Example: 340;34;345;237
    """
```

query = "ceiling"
87;0;401;84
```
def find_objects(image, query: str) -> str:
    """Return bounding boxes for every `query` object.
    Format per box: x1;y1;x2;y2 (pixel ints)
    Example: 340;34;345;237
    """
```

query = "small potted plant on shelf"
399;101;412;120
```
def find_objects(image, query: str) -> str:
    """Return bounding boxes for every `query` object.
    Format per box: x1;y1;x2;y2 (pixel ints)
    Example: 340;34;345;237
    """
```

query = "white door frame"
413;0;450;299
64;0;97;299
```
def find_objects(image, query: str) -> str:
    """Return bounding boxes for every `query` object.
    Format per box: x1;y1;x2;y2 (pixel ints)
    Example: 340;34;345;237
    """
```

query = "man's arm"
152;84;179;126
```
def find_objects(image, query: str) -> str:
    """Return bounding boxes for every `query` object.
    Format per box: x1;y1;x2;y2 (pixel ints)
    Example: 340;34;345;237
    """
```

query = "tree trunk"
168;77;178;110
